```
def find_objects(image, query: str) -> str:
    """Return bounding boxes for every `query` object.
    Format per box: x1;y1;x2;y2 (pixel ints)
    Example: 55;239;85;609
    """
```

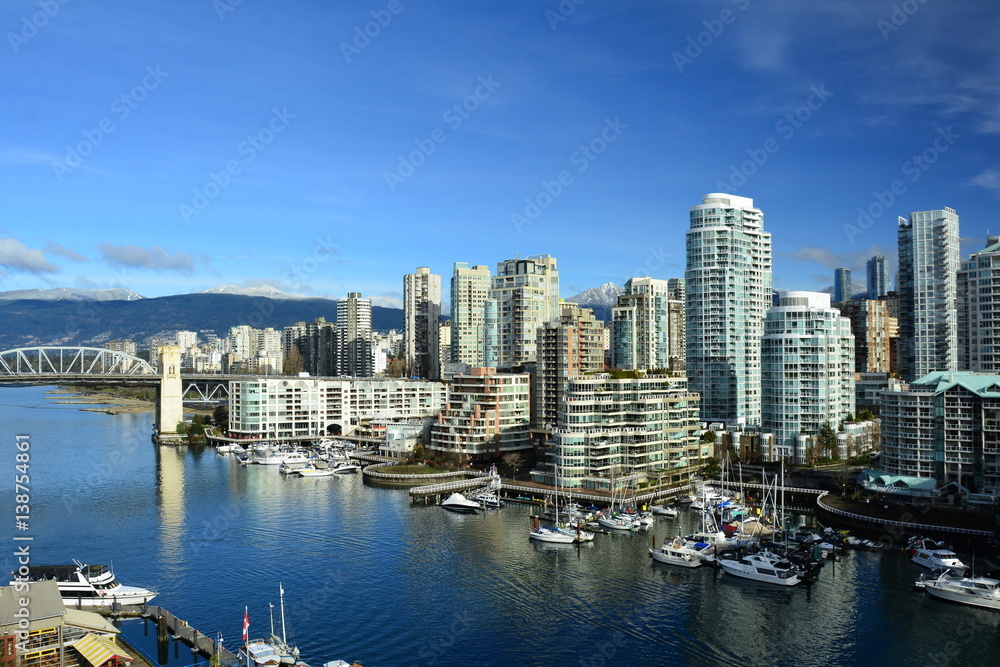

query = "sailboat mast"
279;583;287;644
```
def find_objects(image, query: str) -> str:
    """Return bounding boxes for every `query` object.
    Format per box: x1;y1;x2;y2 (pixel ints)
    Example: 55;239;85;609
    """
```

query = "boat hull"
649;548;702;568
529;528;575;544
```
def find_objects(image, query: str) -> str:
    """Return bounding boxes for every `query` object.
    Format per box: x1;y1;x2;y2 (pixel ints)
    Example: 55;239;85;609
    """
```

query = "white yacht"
296;467;337;478
649;537;703;568
908;537;968;573
528;525;576;544
650;505;678;518
14;560;157;606
718;550;802;586
441;492;481;513
596;512;640;531
918;571;1000;611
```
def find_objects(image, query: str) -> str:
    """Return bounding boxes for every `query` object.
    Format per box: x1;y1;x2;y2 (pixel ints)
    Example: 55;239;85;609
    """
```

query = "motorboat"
650;505;678;518
649;536;703;568
13;560;157;606
331;461;360;474
476;492;505;508
296;467;337;478
908;537;968;573
280;451;312;466
216;443;237;454
279;461;312;476
718;550;802;586
917;571;1000;611
253;449;285;465
441;492;481;513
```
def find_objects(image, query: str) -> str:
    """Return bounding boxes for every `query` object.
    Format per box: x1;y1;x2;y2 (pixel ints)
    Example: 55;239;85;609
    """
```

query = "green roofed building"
880;371;1000;498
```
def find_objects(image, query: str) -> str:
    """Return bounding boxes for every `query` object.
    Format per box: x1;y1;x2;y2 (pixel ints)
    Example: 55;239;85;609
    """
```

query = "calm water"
3;385;1000;667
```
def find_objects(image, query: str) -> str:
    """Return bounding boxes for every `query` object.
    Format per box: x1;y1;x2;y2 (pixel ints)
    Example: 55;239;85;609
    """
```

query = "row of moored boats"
217;440;361;477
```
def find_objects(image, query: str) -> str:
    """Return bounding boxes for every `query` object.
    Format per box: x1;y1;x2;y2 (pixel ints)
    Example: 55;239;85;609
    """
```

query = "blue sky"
2;0;998;307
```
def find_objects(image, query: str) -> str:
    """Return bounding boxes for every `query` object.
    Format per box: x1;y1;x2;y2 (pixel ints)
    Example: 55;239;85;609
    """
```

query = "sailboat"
240;584;300;666
530;455;593;543
597;482;641;531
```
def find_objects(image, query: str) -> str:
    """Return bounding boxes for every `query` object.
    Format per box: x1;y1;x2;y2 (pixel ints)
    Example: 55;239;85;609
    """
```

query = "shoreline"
44;388;155;414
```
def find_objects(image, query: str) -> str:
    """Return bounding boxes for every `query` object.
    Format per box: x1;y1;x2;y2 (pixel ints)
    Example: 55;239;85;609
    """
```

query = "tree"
386;357;407;378
858;408;875;422
818;421;838;460
701;429;716;443
213;404;229;432
283;345;304;376
702;457;721;479
503;452;525;479
176;421;186;435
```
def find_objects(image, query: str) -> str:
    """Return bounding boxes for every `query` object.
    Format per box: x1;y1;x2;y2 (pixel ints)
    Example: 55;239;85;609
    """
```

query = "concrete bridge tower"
156;345;184;441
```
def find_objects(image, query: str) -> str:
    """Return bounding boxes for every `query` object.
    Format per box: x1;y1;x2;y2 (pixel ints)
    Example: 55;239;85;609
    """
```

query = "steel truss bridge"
0;346;252;403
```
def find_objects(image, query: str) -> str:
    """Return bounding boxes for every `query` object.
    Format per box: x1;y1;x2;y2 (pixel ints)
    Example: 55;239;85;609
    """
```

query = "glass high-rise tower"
898;208;959;382
685;193;772;427
866;254;889;299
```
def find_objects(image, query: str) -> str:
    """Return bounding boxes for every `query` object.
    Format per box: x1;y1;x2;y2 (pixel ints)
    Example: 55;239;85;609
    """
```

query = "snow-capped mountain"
0;287;145;302
198;285;300;299
566;282;621;321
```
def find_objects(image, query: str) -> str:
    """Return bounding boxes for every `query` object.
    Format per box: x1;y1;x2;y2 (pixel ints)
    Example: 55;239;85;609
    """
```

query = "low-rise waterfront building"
228;377;446;438
532;374;704;490
880;371;1000;498
0;581;128;667
429;367;531;462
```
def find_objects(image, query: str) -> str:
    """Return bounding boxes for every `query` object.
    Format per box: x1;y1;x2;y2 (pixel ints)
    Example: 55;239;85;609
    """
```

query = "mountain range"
565;282;621;321
0;287;146;302
0;289;404;350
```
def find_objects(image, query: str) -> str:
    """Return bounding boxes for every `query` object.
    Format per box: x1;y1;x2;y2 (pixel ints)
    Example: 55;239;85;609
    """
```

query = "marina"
5;385;1000;666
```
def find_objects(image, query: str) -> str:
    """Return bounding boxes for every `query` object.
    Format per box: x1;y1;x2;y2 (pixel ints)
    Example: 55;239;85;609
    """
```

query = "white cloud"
45;241;87;262
968;168;1000;191
98;243;202;273
0;238;59;274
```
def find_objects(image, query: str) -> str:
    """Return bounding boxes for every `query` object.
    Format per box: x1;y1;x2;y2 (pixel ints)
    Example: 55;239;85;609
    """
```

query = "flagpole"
243;606;250;667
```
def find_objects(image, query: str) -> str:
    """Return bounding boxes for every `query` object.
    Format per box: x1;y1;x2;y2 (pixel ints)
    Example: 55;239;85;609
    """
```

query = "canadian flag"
242;608;249;641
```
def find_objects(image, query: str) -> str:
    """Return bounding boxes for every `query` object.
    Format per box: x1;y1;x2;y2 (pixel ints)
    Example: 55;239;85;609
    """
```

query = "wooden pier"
95;603;241;666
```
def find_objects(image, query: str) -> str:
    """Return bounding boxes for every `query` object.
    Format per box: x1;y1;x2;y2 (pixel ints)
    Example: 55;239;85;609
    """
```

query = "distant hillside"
0;294;403;349
0;287;145;302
